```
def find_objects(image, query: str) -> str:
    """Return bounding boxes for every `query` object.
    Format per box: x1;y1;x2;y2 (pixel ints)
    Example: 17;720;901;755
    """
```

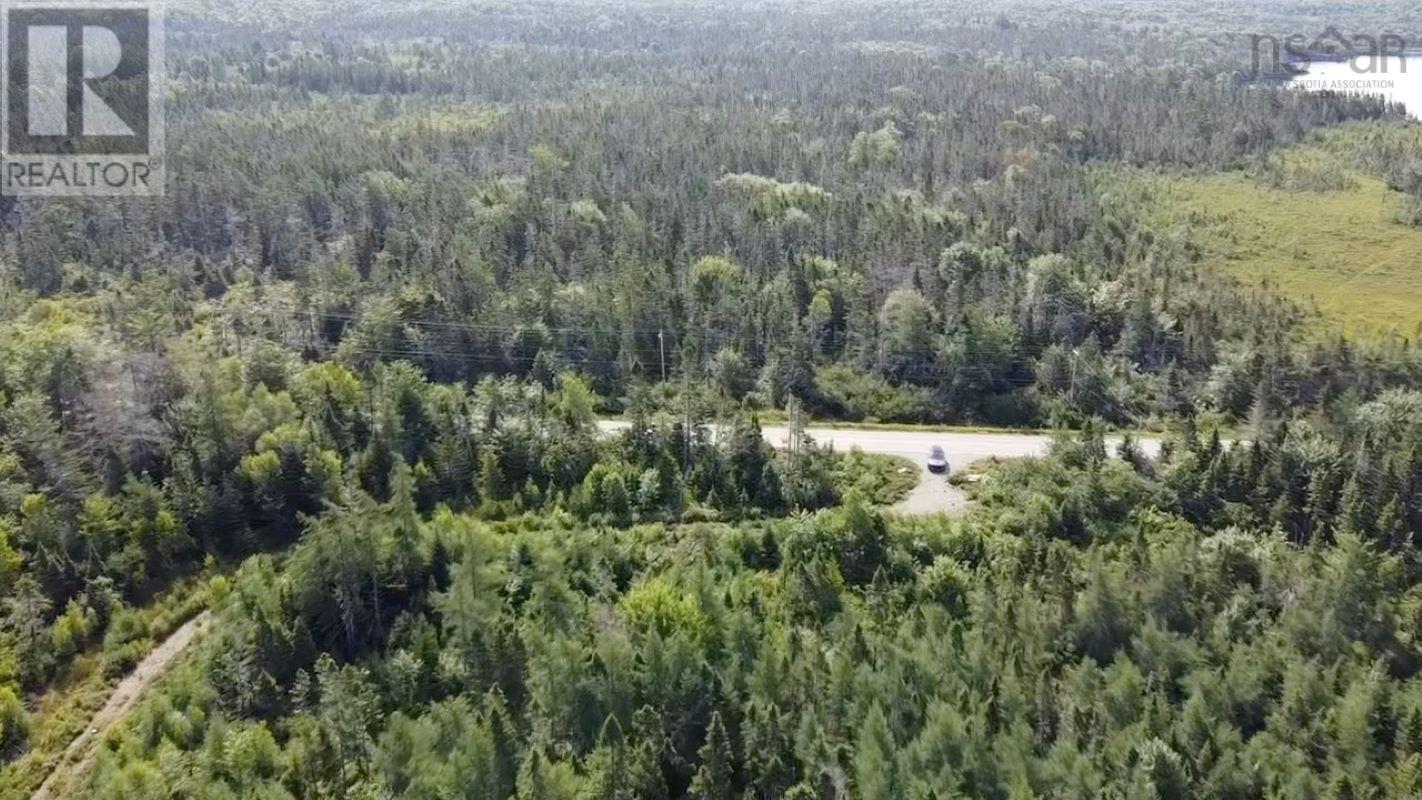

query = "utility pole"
787;396;803;456
658;330;667;383
683;357;692;475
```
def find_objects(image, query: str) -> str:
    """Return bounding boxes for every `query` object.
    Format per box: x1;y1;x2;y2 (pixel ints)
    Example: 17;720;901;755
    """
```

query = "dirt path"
31;611;212;800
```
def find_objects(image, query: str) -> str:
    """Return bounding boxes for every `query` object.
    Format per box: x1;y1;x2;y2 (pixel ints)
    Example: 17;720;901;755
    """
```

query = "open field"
1130;139;1422;340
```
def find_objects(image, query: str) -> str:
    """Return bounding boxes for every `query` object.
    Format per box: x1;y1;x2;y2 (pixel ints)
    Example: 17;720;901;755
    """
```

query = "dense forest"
74;403;1422;798
8;0;1417;431
4;0;1422;797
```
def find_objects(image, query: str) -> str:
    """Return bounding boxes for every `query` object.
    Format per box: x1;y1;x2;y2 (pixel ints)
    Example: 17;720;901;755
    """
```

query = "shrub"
0;685;28;759
811;364;939;423
101;608;153;678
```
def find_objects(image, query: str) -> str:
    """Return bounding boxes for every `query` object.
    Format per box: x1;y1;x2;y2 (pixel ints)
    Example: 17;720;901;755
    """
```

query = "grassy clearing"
833;451;920;506
1127;132;1422;340
949;456;1017;501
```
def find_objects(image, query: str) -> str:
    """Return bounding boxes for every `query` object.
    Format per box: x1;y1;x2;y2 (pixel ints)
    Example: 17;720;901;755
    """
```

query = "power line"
215;298;1165;412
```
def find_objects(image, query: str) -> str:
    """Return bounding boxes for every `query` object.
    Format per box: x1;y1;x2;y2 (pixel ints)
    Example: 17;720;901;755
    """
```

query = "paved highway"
598;421;1159;514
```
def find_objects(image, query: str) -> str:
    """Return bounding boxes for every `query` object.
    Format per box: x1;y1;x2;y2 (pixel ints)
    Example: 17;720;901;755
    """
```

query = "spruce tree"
689;712;734;800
